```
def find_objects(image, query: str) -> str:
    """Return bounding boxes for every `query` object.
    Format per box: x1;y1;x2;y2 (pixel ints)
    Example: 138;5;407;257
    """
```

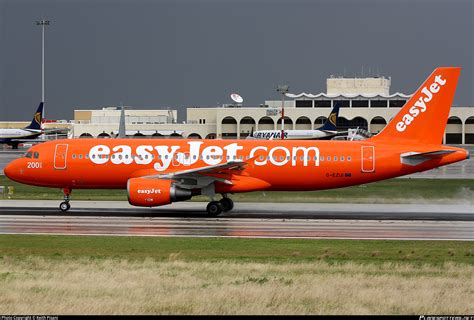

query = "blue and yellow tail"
25;102;43;130
318;102;341;131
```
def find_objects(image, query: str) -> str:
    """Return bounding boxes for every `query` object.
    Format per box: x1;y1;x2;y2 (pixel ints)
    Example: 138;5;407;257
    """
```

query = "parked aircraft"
248;103;341;140
4;68;469;215
0;103;44;149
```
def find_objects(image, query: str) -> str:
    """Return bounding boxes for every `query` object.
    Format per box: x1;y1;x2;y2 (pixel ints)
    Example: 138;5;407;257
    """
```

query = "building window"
352;100;369;108
371;100;388;108
295;100;312;108
389;100;406;108
314;100;331;108
333;100;350;108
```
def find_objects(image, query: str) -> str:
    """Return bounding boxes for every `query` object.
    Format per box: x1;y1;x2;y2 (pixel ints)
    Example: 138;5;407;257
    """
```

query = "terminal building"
69;75;474;144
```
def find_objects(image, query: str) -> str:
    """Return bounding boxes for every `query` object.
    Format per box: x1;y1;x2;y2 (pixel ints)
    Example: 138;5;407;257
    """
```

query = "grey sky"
0;0;472;122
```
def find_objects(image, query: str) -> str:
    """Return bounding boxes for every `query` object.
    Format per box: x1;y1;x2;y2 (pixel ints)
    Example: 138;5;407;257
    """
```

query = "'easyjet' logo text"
396;75;446;132
88;141;320;171
137;189;161;195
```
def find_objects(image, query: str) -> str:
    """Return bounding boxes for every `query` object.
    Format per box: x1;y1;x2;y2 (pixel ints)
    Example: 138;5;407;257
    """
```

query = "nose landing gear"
59;188;71;212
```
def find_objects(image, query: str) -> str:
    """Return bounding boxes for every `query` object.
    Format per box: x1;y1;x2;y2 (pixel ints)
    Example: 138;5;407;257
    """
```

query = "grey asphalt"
0;201;473;240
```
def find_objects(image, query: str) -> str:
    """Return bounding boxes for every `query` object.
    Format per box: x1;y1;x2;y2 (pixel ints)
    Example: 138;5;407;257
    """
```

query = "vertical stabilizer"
24;102;43;130
372;67;460;145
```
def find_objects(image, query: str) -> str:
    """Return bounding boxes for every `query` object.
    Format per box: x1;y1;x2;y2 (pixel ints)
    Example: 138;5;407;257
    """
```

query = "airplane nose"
4;160;19;181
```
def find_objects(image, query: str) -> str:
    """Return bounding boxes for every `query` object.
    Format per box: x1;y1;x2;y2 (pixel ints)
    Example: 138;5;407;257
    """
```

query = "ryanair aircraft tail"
318;102;341;131
372;67;460;145
25;102;44;130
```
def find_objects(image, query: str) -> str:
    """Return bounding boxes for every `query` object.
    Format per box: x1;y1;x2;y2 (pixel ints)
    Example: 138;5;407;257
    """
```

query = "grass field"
0;235;473;314
1;176;474;203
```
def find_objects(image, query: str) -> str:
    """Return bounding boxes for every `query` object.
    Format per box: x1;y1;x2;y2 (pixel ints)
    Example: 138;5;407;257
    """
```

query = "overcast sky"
0;0;472;121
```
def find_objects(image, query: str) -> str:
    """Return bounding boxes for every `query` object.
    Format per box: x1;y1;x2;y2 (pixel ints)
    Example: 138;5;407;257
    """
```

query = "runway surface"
1;201;473;240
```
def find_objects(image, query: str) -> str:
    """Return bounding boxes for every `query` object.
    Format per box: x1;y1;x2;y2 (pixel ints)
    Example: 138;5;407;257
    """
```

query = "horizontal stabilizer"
400;150;455;166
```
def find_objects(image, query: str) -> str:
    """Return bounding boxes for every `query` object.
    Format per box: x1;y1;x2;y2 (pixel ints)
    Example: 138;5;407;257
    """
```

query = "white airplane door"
54;144;68;170
361;146;375;173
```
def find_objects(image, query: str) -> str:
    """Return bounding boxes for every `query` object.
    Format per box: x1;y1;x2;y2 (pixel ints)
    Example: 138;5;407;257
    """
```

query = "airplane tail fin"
372;67;460;145
24;102;43;130
318;102;340;131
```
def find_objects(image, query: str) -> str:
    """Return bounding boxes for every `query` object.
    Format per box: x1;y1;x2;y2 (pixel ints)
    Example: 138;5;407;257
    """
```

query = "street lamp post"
277;85;289;140
36;19;50;120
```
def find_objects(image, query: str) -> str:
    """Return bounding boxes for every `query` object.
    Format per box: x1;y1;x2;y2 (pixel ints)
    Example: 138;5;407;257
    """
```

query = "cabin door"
54;144;68;170
361;146;375;173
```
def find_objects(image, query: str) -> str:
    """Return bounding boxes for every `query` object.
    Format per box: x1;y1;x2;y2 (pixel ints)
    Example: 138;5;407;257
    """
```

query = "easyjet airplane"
4;67;470;215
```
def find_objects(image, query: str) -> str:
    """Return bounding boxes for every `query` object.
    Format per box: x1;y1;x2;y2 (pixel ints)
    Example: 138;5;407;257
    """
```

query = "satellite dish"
230;93;243;104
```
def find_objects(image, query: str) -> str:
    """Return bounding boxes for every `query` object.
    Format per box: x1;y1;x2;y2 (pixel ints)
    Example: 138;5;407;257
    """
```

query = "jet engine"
127;178;192;207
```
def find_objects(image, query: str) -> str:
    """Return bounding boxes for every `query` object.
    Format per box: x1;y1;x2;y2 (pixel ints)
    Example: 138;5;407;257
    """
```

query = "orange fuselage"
5;138;468;192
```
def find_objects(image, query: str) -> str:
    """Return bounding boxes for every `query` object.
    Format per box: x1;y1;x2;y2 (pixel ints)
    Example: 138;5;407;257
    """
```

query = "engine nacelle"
127;178;192;207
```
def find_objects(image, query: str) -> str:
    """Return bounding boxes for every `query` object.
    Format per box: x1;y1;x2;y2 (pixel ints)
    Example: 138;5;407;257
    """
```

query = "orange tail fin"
372;67;461;145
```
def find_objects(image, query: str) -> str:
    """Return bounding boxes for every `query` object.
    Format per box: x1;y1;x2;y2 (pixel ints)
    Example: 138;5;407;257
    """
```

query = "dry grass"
0;257;472;315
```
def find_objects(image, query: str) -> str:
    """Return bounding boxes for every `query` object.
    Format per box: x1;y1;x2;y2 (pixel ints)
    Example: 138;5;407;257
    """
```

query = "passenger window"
79;154;83;159
340;156;344;161
348;156;352;161
72;154;76;159
25;152;32;158
92;154;96;159
327;156;331;161
334;156;338;161
85;154;89;159
320;156;324;161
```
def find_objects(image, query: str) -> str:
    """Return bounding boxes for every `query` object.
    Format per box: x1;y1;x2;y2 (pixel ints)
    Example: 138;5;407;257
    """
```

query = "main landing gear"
206;195;234;217
59;188;71;212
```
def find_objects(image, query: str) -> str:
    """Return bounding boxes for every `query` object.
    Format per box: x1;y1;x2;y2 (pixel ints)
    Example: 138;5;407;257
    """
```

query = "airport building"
69;75;474;144
1;75;473;144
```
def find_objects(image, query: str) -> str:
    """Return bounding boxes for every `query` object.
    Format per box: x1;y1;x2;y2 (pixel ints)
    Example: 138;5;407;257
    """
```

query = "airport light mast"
277;85;289;140
36;18;50;121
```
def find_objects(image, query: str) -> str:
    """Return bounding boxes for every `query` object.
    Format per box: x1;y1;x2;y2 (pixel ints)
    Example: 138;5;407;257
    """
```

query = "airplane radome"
4;67;470;215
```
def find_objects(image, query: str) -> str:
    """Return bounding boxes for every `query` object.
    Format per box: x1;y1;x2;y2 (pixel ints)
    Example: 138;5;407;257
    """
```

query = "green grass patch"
0;235;472;265
1;176;473;203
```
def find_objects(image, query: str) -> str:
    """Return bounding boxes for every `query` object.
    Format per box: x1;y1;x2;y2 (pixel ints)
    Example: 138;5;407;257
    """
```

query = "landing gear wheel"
206;201;223;216
219;197;234;212
59;201;70;212
60;187;72;213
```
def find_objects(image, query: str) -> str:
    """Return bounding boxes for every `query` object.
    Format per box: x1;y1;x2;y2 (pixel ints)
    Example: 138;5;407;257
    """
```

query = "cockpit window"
33;152;39;159
25;152;33;158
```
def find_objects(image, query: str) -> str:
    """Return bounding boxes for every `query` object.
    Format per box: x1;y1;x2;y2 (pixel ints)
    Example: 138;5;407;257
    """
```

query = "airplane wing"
143;160;250;194
400;150;455;166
